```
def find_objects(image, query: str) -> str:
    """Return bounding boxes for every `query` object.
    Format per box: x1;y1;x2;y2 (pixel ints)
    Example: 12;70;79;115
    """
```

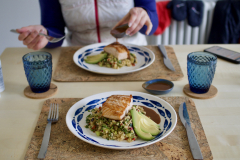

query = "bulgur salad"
85;105;145;142
97;52;137;69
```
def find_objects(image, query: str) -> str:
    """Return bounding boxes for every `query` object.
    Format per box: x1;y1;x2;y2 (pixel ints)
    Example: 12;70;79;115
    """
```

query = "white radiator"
146;1;216;45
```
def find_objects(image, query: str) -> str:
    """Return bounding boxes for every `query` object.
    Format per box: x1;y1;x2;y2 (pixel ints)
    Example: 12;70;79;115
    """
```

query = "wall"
0;0;41;56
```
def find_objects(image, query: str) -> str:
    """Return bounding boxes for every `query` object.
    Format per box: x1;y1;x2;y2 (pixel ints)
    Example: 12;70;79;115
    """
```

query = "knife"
158;45;175;71
179;102;203;160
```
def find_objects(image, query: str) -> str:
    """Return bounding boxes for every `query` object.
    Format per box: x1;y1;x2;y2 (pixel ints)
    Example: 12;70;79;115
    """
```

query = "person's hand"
16;25;48;50
113;7;152;36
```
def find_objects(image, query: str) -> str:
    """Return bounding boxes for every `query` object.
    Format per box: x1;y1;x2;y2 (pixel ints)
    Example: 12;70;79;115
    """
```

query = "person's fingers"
16;26;34;33
126;9;145;35
17;26;37;41
145;19;153;35
126;16;142;36
18;31;30;41
23;30;38;45
39;28;48;35
27;34;41;49
128;16;147;36
32;36;48;50
33;41;48;50
28;34;48;50
112;13;130;30
16;25;48;49
127;8;139;28
112;7;152;35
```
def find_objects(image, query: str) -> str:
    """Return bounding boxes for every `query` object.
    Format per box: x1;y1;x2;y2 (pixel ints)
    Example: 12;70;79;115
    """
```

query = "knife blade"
158;45;175;71
179;102;203;160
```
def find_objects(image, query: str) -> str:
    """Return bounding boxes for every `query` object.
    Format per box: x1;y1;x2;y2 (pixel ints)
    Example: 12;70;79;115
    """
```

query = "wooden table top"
0;44;240;160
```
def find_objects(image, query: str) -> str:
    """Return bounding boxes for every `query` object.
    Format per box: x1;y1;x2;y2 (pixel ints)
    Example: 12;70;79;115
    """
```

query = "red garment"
154;1;171;35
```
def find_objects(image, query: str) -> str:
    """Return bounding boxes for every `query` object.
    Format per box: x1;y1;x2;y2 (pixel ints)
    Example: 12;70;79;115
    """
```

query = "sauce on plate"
146;82;172;91
141;106;161;124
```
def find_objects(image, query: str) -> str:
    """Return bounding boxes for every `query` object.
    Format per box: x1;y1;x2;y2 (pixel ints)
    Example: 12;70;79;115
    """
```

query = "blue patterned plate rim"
66;91;177;150
73;43;155;75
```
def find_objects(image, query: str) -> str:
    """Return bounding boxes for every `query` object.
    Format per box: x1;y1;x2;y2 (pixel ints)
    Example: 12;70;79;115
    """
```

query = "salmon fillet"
102;95;133;120
103;42;130;60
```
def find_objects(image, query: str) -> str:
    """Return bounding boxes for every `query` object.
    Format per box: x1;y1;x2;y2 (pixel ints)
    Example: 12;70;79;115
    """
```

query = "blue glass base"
190;86;209;94
31;86;50;93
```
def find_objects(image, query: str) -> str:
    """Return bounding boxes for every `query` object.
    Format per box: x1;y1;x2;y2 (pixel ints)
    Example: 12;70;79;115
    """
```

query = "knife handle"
38;122;52;159
158;45;168;59
186;123;203;160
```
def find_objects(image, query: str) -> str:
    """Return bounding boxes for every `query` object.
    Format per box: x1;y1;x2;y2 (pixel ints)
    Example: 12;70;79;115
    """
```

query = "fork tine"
51;104;55;120
56;104;59;120
51;104;54;120
48;103;52;119
48;103;59;121
53;103;57;120
54;104;58;120
52;103;55;120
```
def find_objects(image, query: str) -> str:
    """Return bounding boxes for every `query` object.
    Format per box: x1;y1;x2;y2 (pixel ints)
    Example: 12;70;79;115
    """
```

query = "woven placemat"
25;97;212;160
53;46;184;82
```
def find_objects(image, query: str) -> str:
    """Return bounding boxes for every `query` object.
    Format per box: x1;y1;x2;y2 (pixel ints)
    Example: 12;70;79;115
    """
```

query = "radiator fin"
146;2;216;45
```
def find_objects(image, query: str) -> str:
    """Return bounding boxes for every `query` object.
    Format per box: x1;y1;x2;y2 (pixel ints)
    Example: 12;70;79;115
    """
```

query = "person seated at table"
16;0;158;50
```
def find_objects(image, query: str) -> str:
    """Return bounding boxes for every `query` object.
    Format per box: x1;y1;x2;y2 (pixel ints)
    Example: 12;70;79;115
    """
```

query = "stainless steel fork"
38;103;59;159
10;29;65;43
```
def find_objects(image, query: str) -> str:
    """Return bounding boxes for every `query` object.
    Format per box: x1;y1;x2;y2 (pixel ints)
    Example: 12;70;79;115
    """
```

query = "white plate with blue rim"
66;91;177;150
73;43;155;75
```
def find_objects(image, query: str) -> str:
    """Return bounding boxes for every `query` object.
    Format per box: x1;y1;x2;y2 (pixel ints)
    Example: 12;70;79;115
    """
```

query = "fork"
10;29;65;43
38;103;59;159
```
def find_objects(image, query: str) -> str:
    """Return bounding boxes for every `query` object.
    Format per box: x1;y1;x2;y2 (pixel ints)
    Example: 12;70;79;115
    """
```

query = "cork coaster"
24;83;58;99
25;97;212;160
183;84;218;99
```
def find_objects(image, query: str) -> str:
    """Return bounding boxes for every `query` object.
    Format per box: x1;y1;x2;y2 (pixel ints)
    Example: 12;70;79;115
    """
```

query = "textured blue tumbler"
22;51;52;93
187;52;217;94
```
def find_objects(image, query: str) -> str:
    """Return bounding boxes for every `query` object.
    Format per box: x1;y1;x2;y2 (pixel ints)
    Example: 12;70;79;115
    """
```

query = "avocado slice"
84;53;107;64
131;109;154;141
138;112;160;129
140;118;160;136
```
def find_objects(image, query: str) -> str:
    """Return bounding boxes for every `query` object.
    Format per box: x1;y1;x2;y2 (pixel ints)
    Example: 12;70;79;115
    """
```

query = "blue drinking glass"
187;52;217;94
22;51;52;93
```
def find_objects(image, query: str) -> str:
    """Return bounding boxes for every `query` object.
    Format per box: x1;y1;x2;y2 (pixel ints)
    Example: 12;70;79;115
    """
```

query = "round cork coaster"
24;83;58;99
183;84;217;99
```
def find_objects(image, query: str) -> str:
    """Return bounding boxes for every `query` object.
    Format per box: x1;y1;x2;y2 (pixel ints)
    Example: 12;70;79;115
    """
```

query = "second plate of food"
73;42;155;75
66;91;177;150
